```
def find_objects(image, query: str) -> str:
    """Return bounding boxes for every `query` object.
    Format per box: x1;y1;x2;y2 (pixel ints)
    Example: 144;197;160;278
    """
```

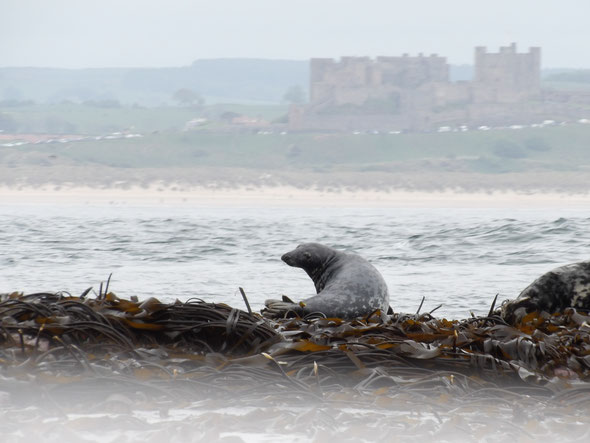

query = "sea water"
1;204;589;319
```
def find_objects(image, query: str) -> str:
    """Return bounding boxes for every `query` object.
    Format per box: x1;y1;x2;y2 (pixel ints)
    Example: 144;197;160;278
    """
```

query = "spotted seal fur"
501;260;590;324
264;243;390;319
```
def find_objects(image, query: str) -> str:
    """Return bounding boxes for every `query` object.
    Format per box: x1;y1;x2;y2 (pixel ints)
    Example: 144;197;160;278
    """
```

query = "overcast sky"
2;0;589;69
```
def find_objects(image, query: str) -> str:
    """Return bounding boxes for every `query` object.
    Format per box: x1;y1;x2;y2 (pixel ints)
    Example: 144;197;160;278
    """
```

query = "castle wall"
294;44;590;132
309;54;449;107
433;82;472;108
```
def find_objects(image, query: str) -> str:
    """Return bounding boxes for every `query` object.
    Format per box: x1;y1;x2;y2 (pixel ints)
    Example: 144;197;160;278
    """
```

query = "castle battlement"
311;54;447;68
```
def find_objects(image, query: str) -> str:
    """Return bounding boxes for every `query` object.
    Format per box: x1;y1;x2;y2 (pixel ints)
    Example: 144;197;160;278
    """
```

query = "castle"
289;44;589;132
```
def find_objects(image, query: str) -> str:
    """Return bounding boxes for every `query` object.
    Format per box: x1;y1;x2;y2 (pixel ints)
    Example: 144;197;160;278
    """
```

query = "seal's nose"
281;252;293;265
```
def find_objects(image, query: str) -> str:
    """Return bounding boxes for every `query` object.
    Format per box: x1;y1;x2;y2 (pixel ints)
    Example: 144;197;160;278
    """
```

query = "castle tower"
473;43;541;103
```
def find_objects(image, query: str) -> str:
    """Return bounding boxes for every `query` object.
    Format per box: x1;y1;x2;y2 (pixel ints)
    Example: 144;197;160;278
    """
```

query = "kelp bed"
2;289;590;441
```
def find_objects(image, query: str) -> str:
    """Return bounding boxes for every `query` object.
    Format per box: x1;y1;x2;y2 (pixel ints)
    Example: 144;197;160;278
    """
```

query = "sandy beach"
1;183;590;208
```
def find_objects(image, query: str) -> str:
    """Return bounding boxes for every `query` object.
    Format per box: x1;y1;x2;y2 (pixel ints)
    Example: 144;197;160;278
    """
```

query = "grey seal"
264;243;390;319
501;260;590;324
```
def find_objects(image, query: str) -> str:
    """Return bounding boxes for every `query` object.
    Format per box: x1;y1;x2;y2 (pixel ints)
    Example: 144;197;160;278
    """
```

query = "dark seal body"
502;260;590;324
264;243;390;319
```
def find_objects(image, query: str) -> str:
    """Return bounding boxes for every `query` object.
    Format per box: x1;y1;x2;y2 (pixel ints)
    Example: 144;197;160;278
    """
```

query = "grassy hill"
61;125;590;173
0;59;309;106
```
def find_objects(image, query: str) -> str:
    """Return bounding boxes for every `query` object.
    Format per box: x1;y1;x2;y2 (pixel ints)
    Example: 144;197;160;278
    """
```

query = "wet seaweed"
1;287;590;417
0;290;280;359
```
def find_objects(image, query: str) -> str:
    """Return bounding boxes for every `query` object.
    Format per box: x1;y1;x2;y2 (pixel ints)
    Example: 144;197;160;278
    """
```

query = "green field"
0;103;289;134
4;125;590;175
2;104;590;176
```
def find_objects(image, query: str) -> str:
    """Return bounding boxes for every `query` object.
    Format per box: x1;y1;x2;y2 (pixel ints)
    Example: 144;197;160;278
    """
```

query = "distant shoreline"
1;184;589;208
1;162;589;208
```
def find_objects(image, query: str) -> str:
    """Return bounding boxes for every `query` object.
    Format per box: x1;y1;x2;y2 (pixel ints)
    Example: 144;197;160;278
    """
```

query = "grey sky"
2;0;589;68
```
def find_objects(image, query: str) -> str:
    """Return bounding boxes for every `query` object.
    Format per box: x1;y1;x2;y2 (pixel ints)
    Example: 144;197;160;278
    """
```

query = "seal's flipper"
282;295;295;303
262;298;303;319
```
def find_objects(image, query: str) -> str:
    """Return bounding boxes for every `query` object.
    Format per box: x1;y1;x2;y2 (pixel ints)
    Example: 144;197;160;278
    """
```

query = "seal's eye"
303;252;311;260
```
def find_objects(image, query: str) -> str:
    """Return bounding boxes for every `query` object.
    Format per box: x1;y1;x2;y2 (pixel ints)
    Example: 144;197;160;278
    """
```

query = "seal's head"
281;243;336;274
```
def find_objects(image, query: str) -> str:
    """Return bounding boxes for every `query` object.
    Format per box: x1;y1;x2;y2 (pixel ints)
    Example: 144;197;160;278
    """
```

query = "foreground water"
1;203;589;318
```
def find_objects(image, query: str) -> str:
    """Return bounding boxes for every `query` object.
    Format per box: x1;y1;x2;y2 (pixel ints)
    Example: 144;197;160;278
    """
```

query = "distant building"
473;43;541;103
231;116;269;126
290;44;590;132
